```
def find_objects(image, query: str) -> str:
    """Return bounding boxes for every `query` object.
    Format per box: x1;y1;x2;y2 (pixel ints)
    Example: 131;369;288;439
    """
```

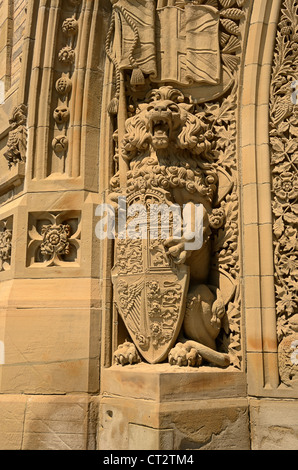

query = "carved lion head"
122;86;209;159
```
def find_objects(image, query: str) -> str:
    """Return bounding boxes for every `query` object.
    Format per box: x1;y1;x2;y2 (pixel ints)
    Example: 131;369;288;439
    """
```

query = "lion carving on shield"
110;86;232;368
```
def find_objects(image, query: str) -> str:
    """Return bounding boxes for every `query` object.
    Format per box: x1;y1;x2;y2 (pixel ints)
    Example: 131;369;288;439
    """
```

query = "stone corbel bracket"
0;216;13;273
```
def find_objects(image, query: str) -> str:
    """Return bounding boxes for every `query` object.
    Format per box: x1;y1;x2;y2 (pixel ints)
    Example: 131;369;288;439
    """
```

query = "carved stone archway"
241;0;298;398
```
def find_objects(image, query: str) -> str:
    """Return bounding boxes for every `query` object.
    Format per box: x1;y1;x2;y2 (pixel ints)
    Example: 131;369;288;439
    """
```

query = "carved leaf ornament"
270;0;298;385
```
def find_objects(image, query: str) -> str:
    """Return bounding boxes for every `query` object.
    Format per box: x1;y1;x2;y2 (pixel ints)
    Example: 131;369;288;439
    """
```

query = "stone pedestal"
98;364;250;450
0;394;99;450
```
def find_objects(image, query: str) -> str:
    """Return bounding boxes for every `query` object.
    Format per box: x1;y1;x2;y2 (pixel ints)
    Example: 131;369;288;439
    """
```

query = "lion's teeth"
153;121;169;135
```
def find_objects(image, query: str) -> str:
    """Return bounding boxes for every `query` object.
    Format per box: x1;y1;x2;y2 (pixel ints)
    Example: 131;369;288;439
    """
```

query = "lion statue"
110;86;231;368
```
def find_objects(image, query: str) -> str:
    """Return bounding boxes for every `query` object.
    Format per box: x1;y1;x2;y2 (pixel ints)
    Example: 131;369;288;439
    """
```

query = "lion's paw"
168;342;203;367
114;341;141;366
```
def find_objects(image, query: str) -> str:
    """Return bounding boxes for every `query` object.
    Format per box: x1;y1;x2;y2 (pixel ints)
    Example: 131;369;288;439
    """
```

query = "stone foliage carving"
58;45;75;64
53;4;80;159
106;0;246;369
270;0;298;387
4;104;28;168
278;334;298;386
0;218;13;272
56;76;72;96
27;212;81;267
62;18;78;37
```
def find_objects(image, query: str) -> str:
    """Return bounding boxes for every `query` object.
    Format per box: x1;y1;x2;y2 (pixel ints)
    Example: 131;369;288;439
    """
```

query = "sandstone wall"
0;0;297;451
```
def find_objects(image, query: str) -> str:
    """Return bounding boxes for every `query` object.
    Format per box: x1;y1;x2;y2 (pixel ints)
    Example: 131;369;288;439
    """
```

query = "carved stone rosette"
27;212;81;267
270;0;298;387
53;3;80;161
0;217;13;272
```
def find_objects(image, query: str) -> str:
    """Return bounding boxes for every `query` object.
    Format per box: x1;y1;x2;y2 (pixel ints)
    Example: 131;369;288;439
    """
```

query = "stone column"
241;0;298;449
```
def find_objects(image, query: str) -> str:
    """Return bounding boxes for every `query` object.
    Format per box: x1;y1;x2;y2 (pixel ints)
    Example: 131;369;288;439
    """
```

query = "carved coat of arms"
112;188;189;364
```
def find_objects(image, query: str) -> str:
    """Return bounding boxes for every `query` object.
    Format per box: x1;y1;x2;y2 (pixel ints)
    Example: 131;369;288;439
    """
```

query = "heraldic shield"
111;188;190;364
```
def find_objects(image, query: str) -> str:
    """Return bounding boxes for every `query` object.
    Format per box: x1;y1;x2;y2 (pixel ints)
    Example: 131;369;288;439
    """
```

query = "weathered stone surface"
0;394;99;450
250;398;298;450
0;395;27;450
0;307;100;394
99;364;249;450
99;395;250;450
108;0;243;371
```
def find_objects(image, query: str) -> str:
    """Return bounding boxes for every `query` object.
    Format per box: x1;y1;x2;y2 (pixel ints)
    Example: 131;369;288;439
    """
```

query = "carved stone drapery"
270;0;298;387
105;0;247;369
106;0;245;111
